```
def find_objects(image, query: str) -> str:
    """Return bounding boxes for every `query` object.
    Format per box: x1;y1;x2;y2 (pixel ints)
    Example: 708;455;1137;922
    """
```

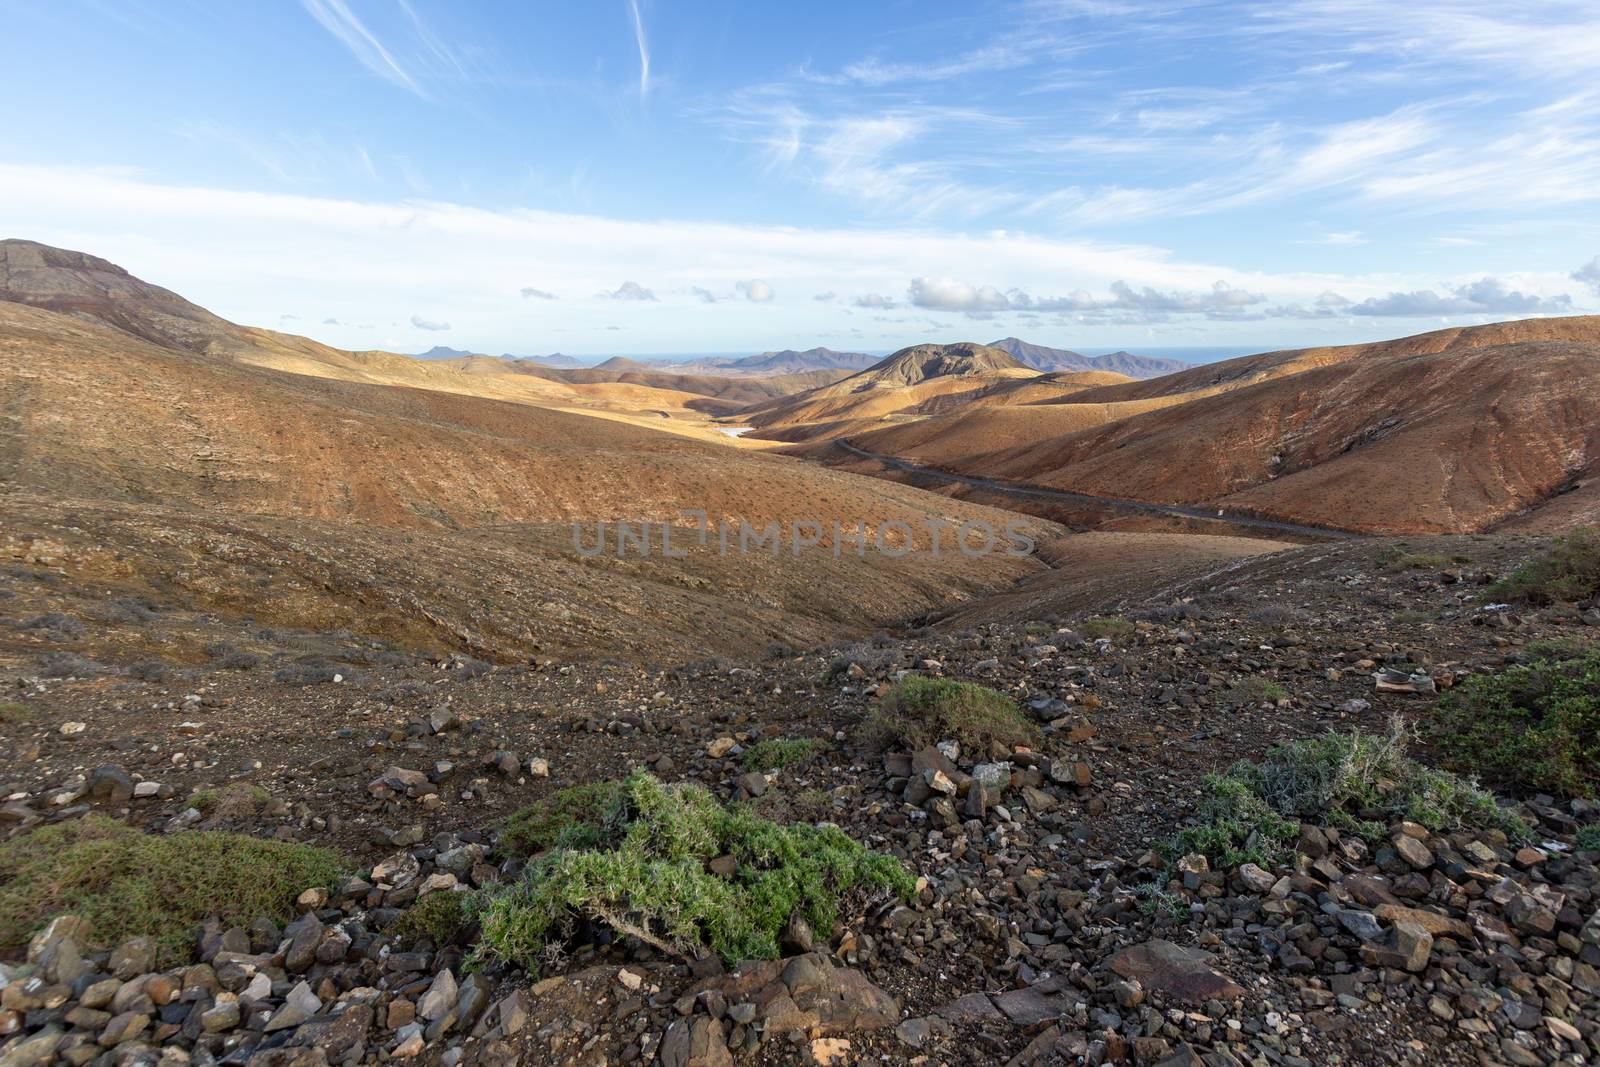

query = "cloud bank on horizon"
2;0;1597;353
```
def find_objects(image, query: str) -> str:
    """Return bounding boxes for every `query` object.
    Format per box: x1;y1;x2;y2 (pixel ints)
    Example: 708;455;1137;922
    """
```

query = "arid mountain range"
416;346;589;369
3;237;1597;670
987;337;1188;377
416;342;1184;379
0;239;1073;664
758;320;1600;535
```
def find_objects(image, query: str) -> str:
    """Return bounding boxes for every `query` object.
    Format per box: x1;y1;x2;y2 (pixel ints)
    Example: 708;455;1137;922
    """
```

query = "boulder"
1108;940;1244;1006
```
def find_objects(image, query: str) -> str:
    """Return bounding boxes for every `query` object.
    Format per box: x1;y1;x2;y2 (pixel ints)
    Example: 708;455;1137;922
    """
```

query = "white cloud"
907;276;1265;318
690;286;718;304
2;162;1576;349
600;281;657;301
735;279;774;302
410;314;450;330
1349;277;1573;316
1573;257;1600;295
907;277;1013;312
520;286;556;299
1308;231;1367;247
812;291;837;302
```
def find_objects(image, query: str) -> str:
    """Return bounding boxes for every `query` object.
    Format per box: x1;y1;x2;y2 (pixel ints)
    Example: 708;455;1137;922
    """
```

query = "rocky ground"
2;533;1599;1067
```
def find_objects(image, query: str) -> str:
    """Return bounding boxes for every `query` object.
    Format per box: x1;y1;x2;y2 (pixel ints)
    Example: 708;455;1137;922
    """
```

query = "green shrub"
1437;646;1600;797
0;701;31;725
1174;718;1525;866
397;890;474;946
502;780;630;855
474;773;914;972
189;782;269;817
1174;768;1300;868
1227;676;1288;706
1490;528;1600;605
1135;884;1190;923
867;676;1040;753
1375;547;1449;571
1576;825;1600;852
741;738;825;772
1080;616;1135;640
0;817;345;962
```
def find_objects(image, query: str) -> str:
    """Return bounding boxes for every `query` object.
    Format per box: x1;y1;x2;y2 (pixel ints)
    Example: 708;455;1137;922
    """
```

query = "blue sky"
3;0;1599;356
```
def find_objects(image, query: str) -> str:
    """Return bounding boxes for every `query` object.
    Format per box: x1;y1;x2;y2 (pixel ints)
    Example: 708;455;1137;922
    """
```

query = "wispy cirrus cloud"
301;0;423;97
1304;231;1367;247
626;0;650;100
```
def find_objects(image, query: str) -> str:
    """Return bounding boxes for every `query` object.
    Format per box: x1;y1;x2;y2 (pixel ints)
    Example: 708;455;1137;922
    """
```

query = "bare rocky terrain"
4;530;1600;1067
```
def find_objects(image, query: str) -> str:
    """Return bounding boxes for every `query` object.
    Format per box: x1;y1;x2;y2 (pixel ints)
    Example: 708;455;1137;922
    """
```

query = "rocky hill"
0;241;1071;663
988;337;1188;378
842;317;1600;534
737;342;1055;437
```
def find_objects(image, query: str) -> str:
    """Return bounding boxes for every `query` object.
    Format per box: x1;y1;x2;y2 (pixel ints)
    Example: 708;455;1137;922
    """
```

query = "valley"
10;5;1600;1066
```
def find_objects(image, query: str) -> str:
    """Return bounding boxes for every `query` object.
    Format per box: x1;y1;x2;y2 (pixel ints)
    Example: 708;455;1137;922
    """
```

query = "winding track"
835;438;1364;542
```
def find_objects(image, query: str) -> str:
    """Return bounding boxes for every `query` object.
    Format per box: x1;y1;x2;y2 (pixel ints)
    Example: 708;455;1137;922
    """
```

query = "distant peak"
861;342;1026;386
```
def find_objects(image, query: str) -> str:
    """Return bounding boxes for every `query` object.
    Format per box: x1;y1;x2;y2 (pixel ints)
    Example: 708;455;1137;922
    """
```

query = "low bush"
1489;527;1600;604
189;782;270;818
867;675;1039;754
0;701;31;725
1175;718;1524;867
1375;547;1449;571
1079;616;1135;640
1436;645;1600;797
91;598;160;624
1250;605;1310;628
1227;676;1288;706
0;817;345;962
396;890;473;946
21;613;85;640
475;773;914;972
741;738;825;771
38;653;109;678
272;662;342;686
126;660;176;683
501;780;630;855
